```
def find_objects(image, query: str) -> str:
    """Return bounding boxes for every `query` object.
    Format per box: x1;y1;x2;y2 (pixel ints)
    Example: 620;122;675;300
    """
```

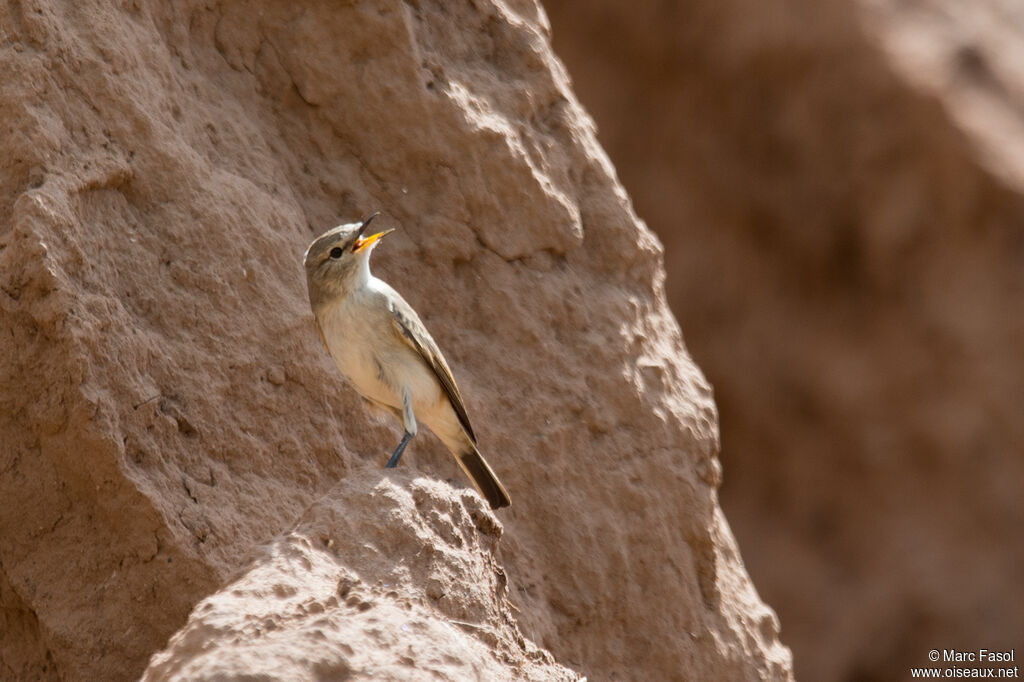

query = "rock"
0;1;791;681
266;365;286;387
142;470;579;681
543;0;1024;679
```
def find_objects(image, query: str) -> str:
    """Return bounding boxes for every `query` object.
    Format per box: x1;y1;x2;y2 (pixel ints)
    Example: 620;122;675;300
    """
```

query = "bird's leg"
386;431;413;468
386;388;417;468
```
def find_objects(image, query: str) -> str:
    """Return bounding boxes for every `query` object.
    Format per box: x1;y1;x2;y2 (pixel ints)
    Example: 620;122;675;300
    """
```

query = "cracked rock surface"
142;470;580;682
0;1;792;680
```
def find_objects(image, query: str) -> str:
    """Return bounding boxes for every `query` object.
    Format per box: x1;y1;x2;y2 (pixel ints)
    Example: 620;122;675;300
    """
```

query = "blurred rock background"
543;0;1024;680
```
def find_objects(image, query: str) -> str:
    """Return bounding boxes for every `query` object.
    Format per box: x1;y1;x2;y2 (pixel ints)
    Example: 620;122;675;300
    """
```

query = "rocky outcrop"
142;470;579;681
544;0;1024;679
0;1;791;680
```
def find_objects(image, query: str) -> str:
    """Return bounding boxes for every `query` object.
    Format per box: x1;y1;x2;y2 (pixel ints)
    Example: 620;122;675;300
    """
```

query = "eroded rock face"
143;470;579;682
543;0;1024;679
0;1;791;680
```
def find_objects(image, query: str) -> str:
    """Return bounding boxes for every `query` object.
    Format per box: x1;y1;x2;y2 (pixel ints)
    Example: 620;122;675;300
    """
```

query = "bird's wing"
389;298;477;444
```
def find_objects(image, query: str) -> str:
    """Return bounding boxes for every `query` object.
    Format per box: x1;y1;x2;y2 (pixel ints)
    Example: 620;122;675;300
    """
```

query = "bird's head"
303;212;393;305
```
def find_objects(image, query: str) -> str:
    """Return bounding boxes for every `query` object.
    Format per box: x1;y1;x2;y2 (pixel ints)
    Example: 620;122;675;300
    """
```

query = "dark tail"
457;447;511;509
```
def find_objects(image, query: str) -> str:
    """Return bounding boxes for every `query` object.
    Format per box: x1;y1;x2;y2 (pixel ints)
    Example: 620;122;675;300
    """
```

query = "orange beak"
352;228;394;253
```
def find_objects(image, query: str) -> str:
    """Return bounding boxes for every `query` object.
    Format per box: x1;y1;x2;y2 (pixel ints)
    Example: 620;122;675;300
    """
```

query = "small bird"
303;213;511;509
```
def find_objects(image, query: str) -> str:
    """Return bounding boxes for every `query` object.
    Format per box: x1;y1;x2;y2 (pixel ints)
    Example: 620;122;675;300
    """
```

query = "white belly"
318;290;442;415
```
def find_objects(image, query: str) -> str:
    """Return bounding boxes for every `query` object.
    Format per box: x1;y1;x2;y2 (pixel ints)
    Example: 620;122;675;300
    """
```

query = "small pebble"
267;366;286;386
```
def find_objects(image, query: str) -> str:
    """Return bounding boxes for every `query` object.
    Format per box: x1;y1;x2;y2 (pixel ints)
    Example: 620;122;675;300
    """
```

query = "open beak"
353;228;394;253
356;212;381;238
352;212;389;253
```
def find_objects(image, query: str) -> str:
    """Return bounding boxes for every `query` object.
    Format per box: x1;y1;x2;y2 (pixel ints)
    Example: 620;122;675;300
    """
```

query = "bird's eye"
329;247;343;259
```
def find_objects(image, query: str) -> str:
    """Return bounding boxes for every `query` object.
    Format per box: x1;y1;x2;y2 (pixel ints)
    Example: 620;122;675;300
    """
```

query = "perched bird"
303;214;511;509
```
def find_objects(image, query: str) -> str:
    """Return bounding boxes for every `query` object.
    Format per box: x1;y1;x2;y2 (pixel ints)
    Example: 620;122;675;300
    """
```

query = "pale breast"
318;295;397;407
317;287;443;414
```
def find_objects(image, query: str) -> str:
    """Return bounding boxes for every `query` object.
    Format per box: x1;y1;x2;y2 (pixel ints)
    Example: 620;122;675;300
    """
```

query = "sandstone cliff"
0;1;791;680
544;0;1024;679
142;471;580;681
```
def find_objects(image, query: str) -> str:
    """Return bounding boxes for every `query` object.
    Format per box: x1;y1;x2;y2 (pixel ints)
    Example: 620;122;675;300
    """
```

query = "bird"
303;213;511;509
